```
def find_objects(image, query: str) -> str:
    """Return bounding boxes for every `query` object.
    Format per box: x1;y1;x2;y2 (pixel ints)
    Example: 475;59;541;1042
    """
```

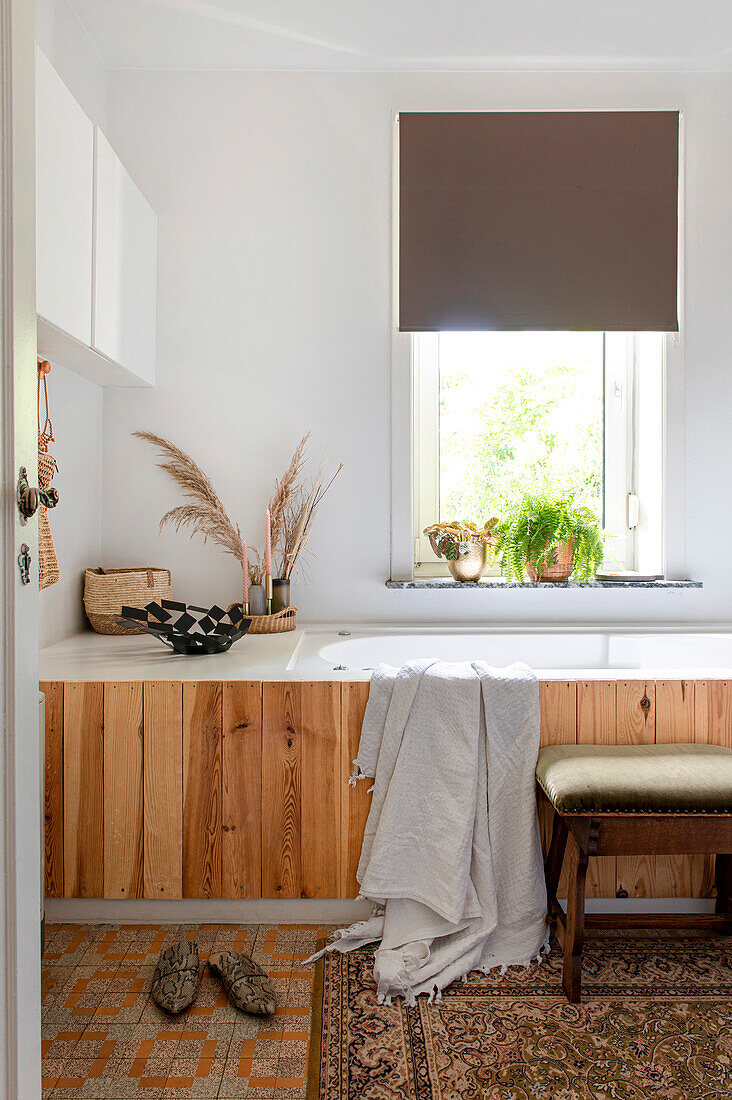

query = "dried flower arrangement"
134;431;244;564
269;434;343;581
134;430;342;600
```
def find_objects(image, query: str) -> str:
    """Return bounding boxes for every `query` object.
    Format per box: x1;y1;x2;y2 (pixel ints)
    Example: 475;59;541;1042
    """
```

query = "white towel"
307;660;549;1003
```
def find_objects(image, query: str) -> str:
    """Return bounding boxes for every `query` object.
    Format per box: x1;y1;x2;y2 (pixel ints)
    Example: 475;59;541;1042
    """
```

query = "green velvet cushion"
536;743;732;814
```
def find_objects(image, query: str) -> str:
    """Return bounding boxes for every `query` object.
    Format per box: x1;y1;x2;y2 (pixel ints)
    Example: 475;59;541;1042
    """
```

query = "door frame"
2;0;42;1094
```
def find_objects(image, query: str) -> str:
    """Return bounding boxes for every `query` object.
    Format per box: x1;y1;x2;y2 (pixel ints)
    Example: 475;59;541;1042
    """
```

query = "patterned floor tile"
42;923;320;1099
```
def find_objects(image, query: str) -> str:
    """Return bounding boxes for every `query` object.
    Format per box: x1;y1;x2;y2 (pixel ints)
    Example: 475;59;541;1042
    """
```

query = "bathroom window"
413;331;665;576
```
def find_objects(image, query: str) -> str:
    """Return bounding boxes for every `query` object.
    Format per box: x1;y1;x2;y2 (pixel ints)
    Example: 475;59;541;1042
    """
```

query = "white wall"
100;70;732;626
35;0;106;127
39;364;102;644
36;0;106;644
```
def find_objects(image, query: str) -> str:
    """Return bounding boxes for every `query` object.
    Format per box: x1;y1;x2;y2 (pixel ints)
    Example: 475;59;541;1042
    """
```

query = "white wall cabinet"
35;48;157;387
93;131;158;386
35;45;94;346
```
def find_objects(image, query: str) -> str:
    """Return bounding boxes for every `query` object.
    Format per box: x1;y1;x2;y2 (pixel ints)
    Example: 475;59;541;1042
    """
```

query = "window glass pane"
438;332;605;525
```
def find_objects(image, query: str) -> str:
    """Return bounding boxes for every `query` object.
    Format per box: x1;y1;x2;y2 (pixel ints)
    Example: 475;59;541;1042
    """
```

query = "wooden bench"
536;742;732;1002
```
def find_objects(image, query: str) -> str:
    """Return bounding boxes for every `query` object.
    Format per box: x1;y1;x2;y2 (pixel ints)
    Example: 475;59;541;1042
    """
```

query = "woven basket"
229;604;297;634
38;451;60;590
84;567;172;634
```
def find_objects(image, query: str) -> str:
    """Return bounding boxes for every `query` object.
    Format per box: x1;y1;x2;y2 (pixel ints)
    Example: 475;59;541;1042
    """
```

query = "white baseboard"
583;897;715;913
45;896;715;925
45;898;372;925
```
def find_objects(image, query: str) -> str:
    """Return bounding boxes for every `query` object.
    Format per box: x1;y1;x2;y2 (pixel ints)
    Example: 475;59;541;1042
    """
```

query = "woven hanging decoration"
38;359;60;590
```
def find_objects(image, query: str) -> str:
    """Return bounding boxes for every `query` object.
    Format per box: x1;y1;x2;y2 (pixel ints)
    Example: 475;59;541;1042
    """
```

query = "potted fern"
494;492;604;583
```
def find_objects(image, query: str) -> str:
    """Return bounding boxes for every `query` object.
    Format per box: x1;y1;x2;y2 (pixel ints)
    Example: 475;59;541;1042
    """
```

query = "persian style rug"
307;933;732;1099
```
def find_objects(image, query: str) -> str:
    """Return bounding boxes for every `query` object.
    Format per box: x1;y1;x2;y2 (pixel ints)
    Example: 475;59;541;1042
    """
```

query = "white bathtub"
289;629;732;679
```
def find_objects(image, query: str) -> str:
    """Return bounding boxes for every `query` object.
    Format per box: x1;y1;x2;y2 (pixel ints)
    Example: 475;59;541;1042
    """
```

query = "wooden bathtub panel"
616;681;656;898
104;682;144;899
578;681;616;898
41;681;64;898
538;681;577;898
222;681;262;899
144;681;183;899
262;682;302;898
693;681;731;896
301;683;341;899
655;680;698;897
182;682;222;898
341;682;372;898
64;682;104;898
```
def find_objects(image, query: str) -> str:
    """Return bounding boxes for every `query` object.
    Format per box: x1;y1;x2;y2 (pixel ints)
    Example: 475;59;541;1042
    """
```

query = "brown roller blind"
399;111;679;332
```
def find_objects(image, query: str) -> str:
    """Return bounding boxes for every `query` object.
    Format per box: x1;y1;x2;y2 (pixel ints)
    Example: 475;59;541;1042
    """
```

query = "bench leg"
544;811;568;922
715;854;732;916
563;831;588;1004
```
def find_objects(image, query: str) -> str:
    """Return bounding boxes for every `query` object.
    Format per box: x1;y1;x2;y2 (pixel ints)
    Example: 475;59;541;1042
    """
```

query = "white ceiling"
69;0;732;72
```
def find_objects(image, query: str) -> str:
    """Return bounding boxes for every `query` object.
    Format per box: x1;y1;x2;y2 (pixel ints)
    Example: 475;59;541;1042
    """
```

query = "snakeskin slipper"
208;950;276;1015
151;940;201;1014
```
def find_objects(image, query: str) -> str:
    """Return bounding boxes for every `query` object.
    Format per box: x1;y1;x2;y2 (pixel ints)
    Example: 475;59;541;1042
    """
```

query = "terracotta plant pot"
447;542;487;583
526;538;574;583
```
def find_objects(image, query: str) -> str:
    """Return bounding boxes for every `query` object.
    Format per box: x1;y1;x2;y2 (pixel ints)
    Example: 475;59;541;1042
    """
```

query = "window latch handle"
627;493;640;529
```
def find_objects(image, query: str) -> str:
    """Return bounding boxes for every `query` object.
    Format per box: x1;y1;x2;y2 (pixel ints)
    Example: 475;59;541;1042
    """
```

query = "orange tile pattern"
42;923;325;1099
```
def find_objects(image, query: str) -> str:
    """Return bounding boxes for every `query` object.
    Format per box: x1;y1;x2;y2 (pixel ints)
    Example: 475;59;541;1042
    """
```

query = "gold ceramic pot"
447;542;487;582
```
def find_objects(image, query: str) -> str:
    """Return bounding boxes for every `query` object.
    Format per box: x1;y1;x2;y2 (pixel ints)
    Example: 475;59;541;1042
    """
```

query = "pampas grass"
135;429;341;591
264;435;342;580
134;431;244;563
268;434;310;558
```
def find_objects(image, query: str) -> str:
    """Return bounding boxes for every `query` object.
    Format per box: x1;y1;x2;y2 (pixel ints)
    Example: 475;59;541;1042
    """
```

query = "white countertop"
40;627;313;682
39;624;732;682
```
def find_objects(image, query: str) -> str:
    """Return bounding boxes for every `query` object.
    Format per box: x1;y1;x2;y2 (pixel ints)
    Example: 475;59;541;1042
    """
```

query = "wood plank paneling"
539;680;577;746
63;682;104;897
183;682;222;898
578;681;616;898
341;683;372;898
694;681;731;897
538;681;577;899
301;683;341;899
144;681;183;899
616;681;656;898
695;680;732;747
41;681;64;898
656;680;694;744
104;682;144;899
222;682;262;899
262;683;302;898
655;680;697;898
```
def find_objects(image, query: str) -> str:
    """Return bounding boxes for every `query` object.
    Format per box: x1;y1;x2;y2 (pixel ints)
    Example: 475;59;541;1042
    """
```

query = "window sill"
386;578;702;590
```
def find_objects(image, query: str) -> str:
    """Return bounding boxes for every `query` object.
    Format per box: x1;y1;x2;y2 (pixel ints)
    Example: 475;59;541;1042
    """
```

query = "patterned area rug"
308;933;732;1099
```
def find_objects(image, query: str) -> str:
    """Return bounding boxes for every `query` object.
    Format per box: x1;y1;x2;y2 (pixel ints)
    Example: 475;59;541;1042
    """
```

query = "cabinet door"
93;129;158;384
35;47;94;344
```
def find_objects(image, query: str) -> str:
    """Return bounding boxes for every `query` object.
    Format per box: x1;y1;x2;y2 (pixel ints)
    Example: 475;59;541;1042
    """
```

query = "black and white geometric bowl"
118;600;251;655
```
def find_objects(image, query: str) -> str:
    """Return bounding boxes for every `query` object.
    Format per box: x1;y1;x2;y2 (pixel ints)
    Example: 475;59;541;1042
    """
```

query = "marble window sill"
386;578;702;590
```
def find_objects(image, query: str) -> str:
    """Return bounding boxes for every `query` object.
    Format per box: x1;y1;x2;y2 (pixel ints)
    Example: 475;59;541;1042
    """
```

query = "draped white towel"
306;660;549;1004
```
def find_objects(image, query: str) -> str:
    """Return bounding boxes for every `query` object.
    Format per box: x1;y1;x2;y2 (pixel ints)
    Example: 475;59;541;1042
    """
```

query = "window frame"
388;109;685;587
411;331;664;579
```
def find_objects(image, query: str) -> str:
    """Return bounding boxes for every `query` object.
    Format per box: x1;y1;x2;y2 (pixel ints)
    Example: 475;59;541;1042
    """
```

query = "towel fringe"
348;760;367;786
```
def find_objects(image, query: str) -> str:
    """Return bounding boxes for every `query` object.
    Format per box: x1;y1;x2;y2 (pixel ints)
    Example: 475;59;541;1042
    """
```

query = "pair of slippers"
151;941;276;1016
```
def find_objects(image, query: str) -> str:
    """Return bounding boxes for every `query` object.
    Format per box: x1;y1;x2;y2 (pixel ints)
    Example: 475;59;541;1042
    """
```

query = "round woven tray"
230;604;297;634
84;566;172;634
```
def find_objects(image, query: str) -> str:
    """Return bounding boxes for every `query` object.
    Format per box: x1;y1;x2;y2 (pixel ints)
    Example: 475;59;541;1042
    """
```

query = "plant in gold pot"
495;492;604;584
423;519;499;582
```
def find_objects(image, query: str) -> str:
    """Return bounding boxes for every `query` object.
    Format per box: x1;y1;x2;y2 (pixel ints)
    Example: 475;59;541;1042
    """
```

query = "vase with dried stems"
267;432;343;594
134;430;342;623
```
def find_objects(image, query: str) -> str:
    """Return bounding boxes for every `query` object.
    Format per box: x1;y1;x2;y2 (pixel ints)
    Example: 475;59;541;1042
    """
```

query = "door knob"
17;466;58;525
